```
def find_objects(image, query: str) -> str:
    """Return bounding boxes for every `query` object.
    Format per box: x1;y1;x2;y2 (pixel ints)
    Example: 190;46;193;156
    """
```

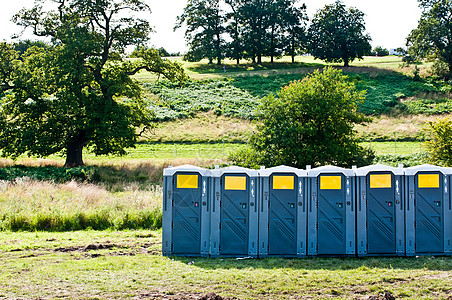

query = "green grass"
361;141;423;155
144;67;452;122
0;230;451;299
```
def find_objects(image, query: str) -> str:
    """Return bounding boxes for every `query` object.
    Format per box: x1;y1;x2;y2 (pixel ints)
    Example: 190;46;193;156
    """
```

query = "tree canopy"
307;1;371;66
176;0;307;64
407;0;452;79
175;0;225;65
0;0;186;167
230;67;373;168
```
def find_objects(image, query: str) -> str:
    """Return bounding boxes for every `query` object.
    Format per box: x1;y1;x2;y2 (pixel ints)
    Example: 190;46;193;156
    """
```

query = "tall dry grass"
0;179;163;231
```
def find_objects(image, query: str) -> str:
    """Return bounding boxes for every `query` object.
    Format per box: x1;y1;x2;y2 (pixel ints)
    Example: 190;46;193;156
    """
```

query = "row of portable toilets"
162;164;452;258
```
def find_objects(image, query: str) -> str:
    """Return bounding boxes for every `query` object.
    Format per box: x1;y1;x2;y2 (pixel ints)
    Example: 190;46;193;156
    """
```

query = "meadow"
1;230;451;299
1;55;452;299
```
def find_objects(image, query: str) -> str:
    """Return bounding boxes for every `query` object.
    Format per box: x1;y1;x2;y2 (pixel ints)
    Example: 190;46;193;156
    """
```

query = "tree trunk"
270;25;274;63
64;132;86;167
216;32;222;66
343;58;349;67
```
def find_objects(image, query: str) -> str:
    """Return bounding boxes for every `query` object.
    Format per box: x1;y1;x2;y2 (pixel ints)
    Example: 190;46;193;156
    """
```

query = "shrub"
424;117;452;166
231;67;374;168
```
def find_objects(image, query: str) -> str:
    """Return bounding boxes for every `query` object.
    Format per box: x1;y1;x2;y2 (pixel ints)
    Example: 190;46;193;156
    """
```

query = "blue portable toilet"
355;164;405;256
162;165;211;257
210;166;259;257
307;165;355;256
405;164;452;256
259;166;308;258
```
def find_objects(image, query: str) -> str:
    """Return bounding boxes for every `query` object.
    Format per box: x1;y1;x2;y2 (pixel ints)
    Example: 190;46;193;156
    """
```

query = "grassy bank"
0;230;451;299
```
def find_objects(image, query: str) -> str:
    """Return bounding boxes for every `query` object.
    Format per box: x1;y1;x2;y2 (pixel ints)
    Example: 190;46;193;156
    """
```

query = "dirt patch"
368;291;396;300
135;292;236;300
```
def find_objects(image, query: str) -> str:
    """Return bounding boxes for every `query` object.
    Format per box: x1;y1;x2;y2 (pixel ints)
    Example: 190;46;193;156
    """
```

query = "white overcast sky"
0;0;422;53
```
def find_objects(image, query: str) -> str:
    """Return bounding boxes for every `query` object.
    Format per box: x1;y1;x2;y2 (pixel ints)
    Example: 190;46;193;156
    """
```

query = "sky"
0;0;422;53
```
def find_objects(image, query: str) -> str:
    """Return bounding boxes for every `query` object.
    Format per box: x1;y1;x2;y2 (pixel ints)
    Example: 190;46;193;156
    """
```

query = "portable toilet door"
405;164;452;256
259;166;307;258
162;165;211;257
210;166;259;257
307;166;355;256
355;164;405;256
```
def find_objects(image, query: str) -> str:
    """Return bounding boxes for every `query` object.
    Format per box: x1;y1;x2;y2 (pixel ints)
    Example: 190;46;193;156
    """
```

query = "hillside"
137;56;452;144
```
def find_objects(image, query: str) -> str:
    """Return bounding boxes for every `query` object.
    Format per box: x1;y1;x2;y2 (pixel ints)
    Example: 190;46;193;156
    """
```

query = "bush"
424;117;452;166
231;67;373;168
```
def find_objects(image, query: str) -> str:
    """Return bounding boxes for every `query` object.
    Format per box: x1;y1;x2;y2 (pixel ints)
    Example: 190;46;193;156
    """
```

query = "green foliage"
145;79;259;120
371;46;389;57
13;39;49;55
1;209;162;232
407;0;452;79
308;0;371;66
144;70;451;123
373;153;428;167
350;73;442;114
176;0;225;65
231;67;373;168
424;117;452;166
403;97;452;114
0;1;186;167
0;166;89;183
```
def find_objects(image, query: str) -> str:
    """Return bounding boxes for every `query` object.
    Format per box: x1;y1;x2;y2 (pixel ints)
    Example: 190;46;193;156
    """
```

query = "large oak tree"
0;0;186;167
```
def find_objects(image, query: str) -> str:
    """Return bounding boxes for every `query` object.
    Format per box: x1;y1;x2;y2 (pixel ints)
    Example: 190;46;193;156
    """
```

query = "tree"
13;39;49;55
281;2;308;63
407;0;452;79
0;0;186;167
224;0;245;65
371;46;389;56
175;0;226;65
265;0;307;64
239;0;269;64
307;0;371;67
424;117;452;166
230;67;373;168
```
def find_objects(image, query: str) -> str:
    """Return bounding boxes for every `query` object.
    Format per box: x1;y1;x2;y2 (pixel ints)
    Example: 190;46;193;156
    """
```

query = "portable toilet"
210;166;259;257
307;165;355;256
355;164;405;256
162;165;211;257
258;166;307;257
405;164;452;256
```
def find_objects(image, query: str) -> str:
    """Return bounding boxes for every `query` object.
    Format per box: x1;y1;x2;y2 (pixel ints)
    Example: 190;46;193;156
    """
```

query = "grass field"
0;230;451;299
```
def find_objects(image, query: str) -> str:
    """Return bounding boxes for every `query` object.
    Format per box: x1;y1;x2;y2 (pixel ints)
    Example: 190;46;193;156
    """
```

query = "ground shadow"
170;255;452;272
187;61;325;75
